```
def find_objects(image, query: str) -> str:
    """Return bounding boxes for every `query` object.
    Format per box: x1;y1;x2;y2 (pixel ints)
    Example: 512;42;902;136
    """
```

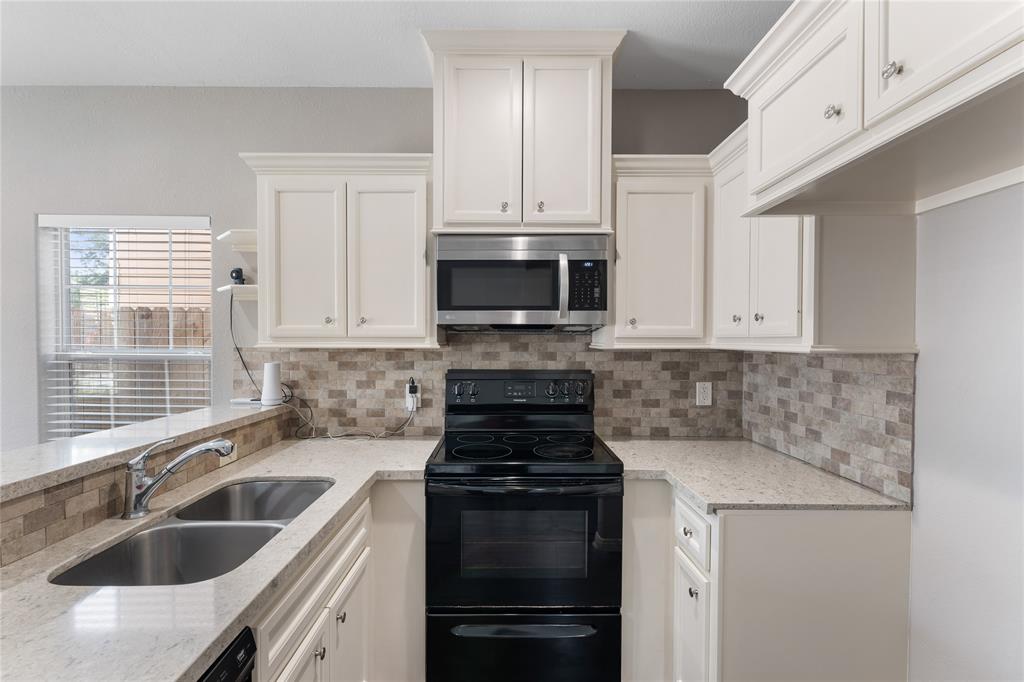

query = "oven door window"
460;510;587;579
437;260;558;311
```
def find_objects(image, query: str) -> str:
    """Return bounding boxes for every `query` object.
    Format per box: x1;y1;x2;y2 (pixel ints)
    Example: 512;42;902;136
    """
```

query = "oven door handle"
558;253;569;321
426;480;622;496
451;624;597;640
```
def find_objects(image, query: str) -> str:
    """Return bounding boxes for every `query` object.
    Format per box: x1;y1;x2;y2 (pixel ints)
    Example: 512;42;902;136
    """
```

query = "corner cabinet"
242;154;439;349
424;30;624;232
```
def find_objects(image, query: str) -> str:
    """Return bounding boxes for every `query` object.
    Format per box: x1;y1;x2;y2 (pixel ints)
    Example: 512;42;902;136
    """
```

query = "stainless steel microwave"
436;235;609;332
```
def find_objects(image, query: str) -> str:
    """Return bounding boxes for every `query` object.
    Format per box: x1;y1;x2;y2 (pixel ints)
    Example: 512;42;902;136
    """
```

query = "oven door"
425;477;623;609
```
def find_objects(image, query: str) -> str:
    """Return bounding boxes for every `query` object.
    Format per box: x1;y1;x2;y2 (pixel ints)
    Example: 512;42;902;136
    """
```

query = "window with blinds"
37;215;213;439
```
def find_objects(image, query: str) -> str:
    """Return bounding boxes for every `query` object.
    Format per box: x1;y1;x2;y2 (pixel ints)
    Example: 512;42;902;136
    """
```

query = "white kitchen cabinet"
749;217;802;338
673;547;711;682
425;31;623;232
257;174;347;341
442;56;523;224
746;0;862;194
243;154;438;349
711;161;751;339
609;175;705;341
327;548;371;682
523;56;602;224
346;176;427;338
275;609;331;682
864;0;1024;125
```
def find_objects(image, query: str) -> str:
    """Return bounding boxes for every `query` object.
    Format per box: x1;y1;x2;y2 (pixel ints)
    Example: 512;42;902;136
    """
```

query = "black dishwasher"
198;627;256;682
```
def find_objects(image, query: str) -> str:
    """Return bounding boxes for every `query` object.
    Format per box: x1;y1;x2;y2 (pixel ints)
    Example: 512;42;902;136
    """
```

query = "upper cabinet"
243;153;438;349
425;30;624;233
726;0;1024;216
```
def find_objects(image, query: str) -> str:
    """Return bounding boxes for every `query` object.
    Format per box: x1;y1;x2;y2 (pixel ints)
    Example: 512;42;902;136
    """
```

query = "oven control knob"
468;382;479;397
453;383;464;397
559;382;570;396
544;381;558;398
574;381;586;396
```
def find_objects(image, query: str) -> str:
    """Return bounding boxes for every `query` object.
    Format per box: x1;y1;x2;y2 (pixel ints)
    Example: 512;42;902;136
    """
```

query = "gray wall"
911;185;1023;680
0;86;745;448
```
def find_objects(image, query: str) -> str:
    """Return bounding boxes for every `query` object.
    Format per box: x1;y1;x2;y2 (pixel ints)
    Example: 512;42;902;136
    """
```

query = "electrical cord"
229;289;413;440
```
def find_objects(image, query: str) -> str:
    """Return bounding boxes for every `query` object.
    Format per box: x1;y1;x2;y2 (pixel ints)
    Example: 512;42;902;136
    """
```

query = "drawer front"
258;499;371;681
674;495;711;573
748;0;863;193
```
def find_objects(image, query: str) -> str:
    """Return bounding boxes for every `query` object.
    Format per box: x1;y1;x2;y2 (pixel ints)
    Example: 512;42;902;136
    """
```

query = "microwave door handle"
558;253;569;321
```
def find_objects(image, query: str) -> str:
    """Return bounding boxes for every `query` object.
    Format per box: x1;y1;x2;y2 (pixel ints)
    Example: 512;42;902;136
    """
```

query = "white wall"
911;184;1023;681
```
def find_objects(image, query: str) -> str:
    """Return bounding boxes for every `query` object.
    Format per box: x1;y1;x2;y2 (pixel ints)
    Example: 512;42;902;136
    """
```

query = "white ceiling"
1;1;790;89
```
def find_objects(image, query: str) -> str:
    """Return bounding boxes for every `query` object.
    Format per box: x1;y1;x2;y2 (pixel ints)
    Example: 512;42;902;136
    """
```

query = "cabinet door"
346;176;427;338
747;0;862;193
712;163;751;338
750;217;802;338
864;0;1024;125
443;56;523;224
673;547;710;682
523;56;602;224
327;548;371;682
615;177;705;338
276;609;331;682
259;175;346;341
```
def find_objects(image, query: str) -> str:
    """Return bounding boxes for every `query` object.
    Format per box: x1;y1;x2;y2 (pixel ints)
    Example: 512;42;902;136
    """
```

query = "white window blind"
37;215;212;439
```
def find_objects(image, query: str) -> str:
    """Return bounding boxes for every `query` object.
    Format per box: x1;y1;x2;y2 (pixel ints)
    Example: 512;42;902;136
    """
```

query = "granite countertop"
0;436;905;682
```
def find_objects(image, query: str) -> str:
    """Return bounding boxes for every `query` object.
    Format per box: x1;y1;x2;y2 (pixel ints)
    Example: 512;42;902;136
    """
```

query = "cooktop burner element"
457;434;495;443
547;434;585;444
503;434;539;444
534;443;594;460
451;443;512;460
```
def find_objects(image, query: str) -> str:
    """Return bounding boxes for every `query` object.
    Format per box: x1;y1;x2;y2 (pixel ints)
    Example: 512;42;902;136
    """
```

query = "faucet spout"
122;438;235;519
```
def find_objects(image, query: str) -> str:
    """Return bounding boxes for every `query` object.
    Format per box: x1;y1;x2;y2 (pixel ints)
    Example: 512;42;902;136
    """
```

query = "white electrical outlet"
695;382;713;406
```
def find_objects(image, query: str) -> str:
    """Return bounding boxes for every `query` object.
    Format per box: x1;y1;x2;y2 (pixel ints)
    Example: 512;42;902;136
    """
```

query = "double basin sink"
51;479;333;587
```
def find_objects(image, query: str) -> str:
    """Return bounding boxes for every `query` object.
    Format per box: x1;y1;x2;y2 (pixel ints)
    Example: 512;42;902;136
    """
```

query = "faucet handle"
127;437;177;470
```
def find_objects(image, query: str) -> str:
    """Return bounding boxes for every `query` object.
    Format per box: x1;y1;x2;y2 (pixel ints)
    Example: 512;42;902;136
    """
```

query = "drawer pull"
824;103;842;120
313;646;326;661
323;316;334;325
628;317;637;327
682;526;694;538
537;201;545;213
753;313;764;323
500;201;509;213
688;587;699;599
337;611;347;623
881;61;903;80
732;314;742;323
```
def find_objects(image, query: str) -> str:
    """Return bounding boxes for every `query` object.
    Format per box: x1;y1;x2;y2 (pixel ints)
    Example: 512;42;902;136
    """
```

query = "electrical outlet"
405;377;420;412
695;382;713;406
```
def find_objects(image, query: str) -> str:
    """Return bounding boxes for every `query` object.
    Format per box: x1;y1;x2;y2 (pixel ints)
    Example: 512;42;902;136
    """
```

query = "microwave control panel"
569;260;607;311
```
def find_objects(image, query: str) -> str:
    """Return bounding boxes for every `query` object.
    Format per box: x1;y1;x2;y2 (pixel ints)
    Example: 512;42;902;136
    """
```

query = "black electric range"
425;369;623;682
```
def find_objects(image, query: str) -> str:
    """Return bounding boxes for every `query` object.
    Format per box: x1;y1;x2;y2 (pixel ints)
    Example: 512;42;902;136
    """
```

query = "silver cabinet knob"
358;316;367;325
500;201;509;213
313;646;326;661
881;60;903;79
682;526;694;537
628;317;637;327
537;201;545;213
824;104;842;119
323;316;334;325
688;587;699;599
732;314;742;323
336;611;347;623
753;313;764;323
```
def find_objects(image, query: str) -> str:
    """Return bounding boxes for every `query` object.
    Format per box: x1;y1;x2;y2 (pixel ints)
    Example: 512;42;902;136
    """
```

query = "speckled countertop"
0;436;904;682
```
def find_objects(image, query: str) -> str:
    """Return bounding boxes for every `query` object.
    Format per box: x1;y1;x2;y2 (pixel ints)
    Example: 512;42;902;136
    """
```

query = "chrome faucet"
122;437;235;519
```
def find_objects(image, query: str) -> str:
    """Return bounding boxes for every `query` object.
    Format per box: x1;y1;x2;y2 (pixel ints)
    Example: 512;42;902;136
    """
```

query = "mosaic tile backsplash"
743;352;915;503
234;335;744;439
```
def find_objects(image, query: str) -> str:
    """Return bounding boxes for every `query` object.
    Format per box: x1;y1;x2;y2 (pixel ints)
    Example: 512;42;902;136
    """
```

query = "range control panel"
446;370;593;407
569;260;606;311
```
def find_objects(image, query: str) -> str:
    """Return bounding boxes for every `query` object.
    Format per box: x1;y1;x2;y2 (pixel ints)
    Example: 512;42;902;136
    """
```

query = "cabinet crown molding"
723;0;845;97
240;153;432;175
422;29;626;56
707;122;748;174
613;155;711;178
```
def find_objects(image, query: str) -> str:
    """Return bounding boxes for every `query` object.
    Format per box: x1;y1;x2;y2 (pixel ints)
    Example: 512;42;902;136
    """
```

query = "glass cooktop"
426;432;623;477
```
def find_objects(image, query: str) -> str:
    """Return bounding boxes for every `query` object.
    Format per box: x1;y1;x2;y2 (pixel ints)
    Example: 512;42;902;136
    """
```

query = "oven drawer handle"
426;481;622;496
451;624;598;640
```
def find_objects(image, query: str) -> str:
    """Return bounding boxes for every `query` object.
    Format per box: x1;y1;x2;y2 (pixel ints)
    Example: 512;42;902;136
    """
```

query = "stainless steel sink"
175;479;333;522
50;520;284;586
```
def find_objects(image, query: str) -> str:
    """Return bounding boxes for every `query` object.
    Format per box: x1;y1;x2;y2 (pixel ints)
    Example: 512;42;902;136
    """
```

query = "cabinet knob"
358;316;367;326
688;587;699;600
823;103;842;120
754;313;764;323
628;317;637;327
682;526;694;537
337;610;347;623
732;314;742;323
500;201;509;213
313;646;326;661
881;60;903;79
537;201;545;213
323;316;334;325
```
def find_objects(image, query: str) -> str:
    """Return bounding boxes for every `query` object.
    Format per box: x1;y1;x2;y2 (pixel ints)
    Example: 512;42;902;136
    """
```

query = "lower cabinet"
276;610;331;682
673;547;710;682
326;548;371;682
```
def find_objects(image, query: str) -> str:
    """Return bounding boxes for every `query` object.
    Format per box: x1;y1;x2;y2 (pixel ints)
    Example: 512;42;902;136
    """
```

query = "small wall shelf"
216;284;258;301
215;229;256;252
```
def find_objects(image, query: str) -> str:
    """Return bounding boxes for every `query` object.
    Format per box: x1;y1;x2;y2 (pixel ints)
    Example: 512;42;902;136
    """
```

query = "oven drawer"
427;613;621;682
